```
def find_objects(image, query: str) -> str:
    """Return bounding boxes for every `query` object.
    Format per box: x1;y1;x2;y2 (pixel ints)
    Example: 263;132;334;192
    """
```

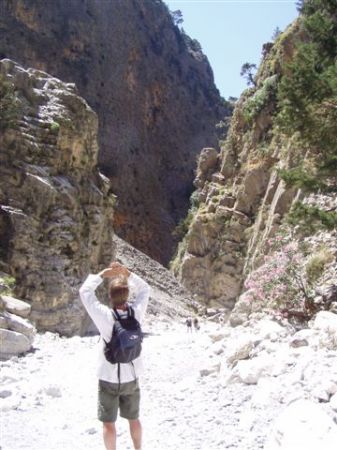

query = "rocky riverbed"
1;313;337;450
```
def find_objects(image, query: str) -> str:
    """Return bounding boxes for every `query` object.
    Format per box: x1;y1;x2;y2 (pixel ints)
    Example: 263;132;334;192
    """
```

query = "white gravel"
0;320;256;450
2;317;337;450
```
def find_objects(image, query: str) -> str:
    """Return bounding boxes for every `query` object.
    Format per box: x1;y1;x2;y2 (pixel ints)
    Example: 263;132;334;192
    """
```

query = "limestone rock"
170;18;336;322
236;357;274;385
312;311;337;334
0;329;31;358
264;399;337;450
253;319;286;341
225;335;255;366
3;312;36;343
1;295;31;318
0;0;227;265
312;311;337;350
0;60;114;336
0;316;8;329
229;291;253;326
289;329;315;348
194;148;219;189
234;351;289;385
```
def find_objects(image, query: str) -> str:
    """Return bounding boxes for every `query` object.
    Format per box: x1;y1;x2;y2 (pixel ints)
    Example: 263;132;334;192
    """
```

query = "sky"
164;0;299;98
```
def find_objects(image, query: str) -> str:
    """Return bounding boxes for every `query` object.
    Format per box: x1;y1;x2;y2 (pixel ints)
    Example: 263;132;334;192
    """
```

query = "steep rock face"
113;235;196;320
0;59;115;336
172;19;336;312
0;0;225;265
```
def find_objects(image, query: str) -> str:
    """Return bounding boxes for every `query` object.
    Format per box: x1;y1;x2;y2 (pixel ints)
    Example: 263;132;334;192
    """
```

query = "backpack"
104;306;143;365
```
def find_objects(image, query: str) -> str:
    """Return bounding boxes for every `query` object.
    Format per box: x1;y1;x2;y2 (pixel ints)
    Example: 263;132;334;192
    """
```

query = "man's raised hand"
99;262;130;279
109;262;130;278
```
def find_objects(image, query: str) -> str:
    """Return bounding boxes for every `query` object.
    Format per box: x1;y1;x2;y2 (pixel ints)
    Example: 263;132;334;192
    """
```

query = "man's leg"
103;422;116;450
129;419;142;450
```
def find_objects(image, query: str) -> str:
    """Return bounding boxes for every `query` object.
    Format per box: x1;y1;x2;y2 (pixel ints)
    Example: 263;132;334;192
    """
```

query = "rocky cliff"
172;10;337;322
0;0;226;265
0;59;115;336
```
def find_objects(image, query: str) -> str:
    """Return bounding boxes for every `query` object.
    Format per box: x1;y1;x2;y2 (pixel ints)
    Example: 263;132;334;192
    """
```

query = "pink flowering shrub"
244;230;315;319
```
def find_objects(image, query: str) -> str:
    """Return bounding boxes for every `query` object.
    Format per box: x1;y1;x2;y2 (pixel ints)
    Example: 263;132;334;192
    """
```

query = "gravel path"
1;320;273;450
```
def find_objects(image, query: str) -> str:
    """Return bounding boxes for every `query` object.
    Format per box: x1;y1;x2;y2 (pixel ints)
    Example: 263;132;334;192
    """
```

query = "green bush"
0;75;20;130
50;121;60;133
243;75;278;123
306;248;334;283
287;202;337;232
0;275;16;299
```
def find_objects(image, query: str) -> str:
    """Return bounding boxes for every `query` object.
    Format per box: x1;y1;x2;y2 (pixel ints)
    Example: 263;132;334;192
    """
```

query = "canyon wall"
0;0;226;264
0;59;115;335
172;17;337;319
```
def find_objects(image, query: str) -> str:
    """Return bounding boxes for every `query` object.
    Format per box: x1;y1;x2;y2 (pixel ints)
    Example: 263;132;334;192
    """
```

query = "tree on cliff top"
240;63;257;87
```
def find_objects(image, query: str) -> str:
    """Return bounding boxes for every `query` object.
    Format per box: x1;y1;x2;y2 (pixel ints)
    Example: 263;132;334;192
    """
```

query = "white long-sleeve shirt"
79;272;150;383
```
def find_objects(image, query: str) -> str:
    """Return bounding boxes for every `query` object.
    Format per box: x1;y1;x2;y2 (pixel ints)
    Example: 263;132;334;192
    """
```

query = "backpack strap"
112;308;121;321
127;306;135;318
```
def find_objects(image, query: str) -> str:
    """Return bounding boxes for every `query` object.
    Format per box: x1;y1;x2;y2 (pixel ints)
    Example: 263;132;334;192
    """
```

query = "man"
186;317;192;333
79;261;150;450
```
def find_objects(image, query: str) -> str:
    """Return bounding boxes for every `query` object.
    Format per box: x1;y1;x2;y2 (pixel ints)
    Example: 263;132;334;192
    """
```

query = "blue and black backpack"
104;306;143;365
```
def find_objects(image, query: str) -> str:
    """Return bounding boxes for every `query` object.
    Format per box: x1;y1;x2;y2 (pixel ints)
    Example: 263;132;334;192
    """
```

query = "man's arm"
79;273;113;338
128;272;150;322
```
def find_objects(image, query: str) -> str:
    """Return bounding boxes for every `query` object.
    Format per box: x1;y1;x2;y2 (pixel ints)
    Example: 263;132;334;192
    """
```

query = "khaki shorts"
98;379;140;423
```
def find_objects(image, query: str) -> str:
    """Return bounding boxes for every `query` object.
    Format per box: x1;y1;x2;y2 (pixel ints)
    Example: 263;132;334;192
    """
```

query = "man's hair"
109;278;129;307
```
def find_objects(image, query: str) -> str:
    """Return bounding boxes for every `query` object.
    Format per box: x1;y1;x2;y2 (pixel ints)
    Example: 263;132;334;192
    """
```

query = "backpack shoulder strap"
112;308;121;321
127;305;135;318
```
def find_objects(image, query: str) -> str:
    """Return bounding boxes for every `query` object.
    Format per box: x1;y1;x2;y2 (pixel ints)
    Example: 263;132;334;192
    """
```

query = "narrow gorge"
0;1;337;449
0;0;228;264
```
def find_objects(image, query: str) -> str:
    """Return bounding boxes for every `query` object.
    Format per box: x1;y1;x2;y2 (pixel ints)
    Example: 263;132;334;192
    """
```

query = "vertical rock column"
0;59;115;335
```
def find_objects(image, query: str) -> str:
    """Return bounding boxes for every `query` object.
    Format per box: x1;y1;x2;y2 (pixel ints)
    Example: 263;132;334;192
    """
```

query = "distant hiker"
193;317;200;331
186;317;192;333
79;261;150;450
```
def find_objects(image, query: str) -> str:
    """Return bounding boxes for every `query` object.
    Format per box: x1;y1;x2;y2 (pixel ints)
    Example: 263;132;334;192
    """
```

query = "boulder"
236;356;274;385
312;311;337;334
253;319;287;341
288;329;314;348
1;295;31;318
229;290;253;326
209;332;228;343
0;329;31;358
0;315;8;329
311;311;337;350
264;399;337;450
3;312;36;343
225;335;255;366
236;353;288;385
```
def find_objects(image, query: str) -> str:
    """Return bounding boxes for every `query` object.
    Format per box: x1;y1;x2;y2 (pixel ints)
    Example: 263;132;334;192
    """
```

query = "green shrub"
0;275;16;298
278;167;326;192
306;248;334;283
243;75;278;123
50;121;60;133
169;239;187;274
0;75;20;130
287;202;337;232
172;206;197;240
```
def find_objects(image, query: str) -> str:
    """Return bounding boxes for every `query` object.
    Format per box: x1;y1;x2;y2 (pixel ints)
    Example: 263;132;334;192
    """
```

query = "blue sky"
164;0;299;98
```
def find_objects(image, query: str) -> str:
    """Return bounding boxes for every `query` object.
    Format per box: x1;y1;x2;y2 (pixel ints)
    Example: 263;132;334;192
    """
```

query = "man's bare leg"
103;422;116;450
129;419;142;450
